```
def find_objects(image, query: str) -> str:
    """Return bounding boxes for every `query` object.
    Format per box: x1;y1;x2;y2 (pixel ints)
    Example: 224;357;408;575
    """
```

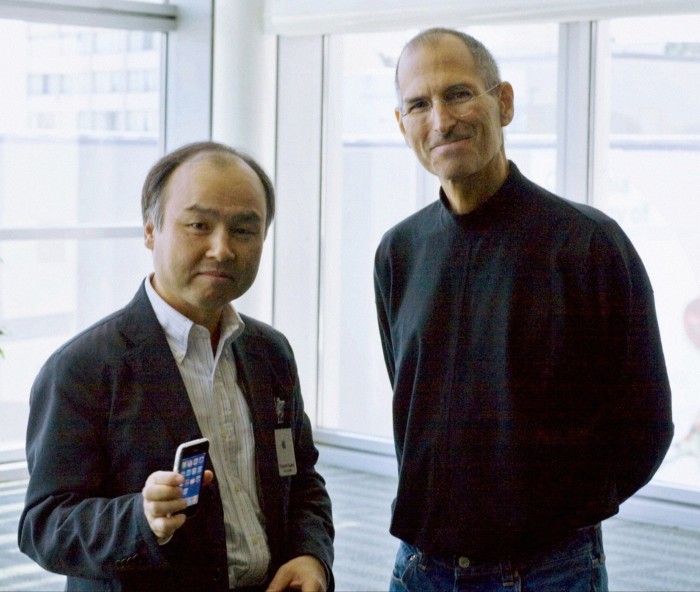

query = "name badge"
274;428;297;476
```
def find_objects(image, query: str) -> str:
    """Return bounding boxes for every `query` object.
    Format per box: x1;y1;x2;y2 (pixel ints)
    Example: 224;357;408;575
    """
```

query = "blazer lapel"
232;332;271;424
120;284;202;448
232;331;280;505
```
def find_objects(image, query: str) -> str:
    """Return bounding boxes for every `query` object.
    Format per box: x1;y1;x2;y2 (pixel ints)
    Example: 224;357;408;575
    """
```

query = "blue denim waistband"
415;523;603;572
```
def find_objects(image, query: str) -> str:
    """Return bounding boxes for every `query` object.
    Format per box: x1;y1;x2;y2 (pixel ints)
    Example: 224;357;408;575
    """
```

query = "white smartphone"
172;437;209;517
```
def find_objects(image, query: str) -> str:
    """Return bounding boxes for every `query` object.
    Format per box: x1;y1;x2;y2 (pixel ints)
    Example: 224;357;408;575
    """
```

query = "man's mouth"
430;134;472;152
199;270;234;281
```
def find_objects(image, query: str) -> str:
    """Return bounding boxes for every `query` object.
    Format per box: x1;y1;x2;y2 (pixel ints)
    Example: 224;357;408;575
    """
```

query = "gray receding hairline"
394;27;502;106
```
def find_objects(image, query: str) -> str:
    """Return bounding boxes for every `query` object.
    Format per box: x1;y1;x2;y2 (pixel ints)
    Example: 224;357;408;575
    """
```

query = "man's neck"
442;159;510;215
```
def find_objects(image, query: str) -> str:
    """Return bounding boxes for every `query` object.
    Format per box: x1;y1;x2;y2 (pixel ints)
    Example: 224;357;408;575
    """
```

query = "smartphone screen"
172;437;209;517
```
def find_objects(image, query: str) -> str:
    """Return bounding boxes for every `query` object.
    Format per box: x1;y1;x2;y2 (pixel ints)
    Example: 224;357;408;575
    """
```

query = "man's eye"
445;89;475;104
406;100;430;114
188;222;208;231
232;227;258;236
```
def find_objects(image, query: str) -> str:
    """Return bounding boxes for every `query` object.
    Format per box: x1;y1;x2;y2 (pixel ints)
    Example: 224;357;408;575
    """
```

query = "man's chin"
196;289;239;311
435;166;480;186
196;273;257;307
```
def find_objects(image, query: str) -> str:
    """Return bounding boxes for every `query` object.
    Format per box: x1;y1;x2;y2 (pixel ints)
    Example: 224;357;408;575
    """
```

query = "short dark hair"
395;28;502;104
141;141;275;233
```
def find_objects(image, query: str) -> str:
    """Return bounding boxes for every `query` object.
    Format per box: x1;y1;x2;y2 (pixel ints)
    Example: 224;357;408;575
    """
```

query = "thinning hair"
394;28;502;104
141;141;275;233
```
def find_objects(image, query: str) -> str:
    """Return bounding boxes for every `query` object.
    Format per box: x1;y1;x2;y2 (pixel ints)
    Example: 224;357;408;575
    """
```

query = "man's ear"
498;81;515;127
395;107;407;138
144;220;155;250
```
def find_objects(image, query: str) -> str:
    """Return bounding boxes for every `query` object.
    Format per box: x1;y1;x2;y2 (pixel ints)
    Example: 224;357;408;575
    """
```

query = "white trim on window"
0;226;144;241
0;0;176;31
264;0;699;35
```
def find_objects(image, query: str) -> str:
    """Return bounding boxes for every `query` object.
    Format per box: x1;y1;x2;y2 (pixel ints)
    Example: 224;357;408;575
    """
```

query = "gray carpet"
2;465;700;591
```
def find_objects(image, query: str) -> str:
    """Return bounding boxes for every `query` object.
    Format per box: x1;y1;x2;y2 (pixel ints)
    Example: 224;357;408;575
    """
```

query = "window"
0;0;211;465
0;19;161;451
275;9;700;514
317;23;560;439
593;14;700;491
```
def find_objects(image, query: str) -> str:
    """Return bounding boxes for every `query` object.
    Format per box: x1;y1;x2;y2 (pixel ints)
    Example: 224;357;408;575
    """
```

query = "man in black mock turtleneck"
375;27;673;592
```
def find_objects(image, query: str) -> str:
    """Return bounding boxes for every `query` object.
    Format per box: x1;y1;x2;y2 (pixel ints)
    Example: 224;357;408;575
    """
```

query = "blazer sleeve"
287;364;335;584
18;329;168;579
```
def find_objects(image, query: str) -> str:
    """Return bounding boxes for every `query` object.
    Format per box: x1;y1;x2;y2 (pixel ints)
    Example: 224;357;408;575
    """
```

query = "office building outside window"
0;20;162;451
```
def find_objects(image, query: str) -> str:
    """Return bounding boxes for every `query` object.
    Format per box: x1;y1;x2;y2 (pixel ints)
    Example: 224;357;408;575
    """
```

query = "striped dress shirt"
145;277;271;587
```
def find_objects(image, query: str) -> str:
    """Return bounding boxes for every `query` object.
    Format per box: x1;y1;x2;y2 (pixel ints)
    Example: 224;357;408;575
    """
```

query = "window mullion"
588;20;611;208
556;21;594;205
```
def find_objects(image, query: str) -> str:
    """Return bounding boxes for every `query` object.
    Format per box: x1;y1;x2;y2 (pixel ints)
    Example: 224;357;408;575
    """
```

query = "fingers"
142;471;187;541
266;555;327;592
147;509;187;542
141;470;216;542
145;469;184;487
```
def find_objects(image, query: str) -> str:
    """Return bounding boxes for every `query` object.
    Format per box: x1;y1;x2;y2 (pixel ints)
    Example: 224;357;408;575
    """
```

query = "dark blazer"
18;283;334;591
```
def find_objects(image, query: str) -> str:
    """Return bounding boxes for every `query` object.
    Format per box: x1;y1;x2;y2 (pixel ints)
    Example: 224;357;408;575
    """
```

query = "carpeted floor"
2;464;700;591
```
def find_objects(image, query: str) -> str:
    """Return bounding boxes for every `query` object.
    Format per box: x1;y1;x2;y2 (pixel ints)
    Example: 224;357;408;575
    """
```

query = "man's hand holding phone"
142;471;189;543
142;438;212;543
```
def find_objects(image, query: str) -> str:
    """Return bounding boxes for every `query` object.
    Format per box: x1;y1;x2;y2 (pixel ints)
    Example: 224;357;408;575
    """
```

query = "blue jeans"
389;524;608;592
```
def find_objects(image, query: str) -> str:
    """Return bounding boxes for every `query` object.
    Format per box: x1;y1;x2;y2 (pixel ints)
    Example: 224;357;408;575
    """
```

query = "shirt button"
458;556;471;568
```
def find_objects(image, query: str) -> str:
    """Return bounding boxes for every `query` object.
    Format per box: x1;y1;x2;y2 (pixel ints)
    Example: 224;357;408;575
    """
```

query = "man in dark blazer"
18;142;334;591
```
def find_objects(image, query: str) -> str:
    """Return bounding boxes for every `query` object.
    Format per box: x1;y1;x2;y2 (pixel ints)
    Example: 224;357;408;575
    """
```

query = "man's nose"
208;229;235;260
431;100;458;133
